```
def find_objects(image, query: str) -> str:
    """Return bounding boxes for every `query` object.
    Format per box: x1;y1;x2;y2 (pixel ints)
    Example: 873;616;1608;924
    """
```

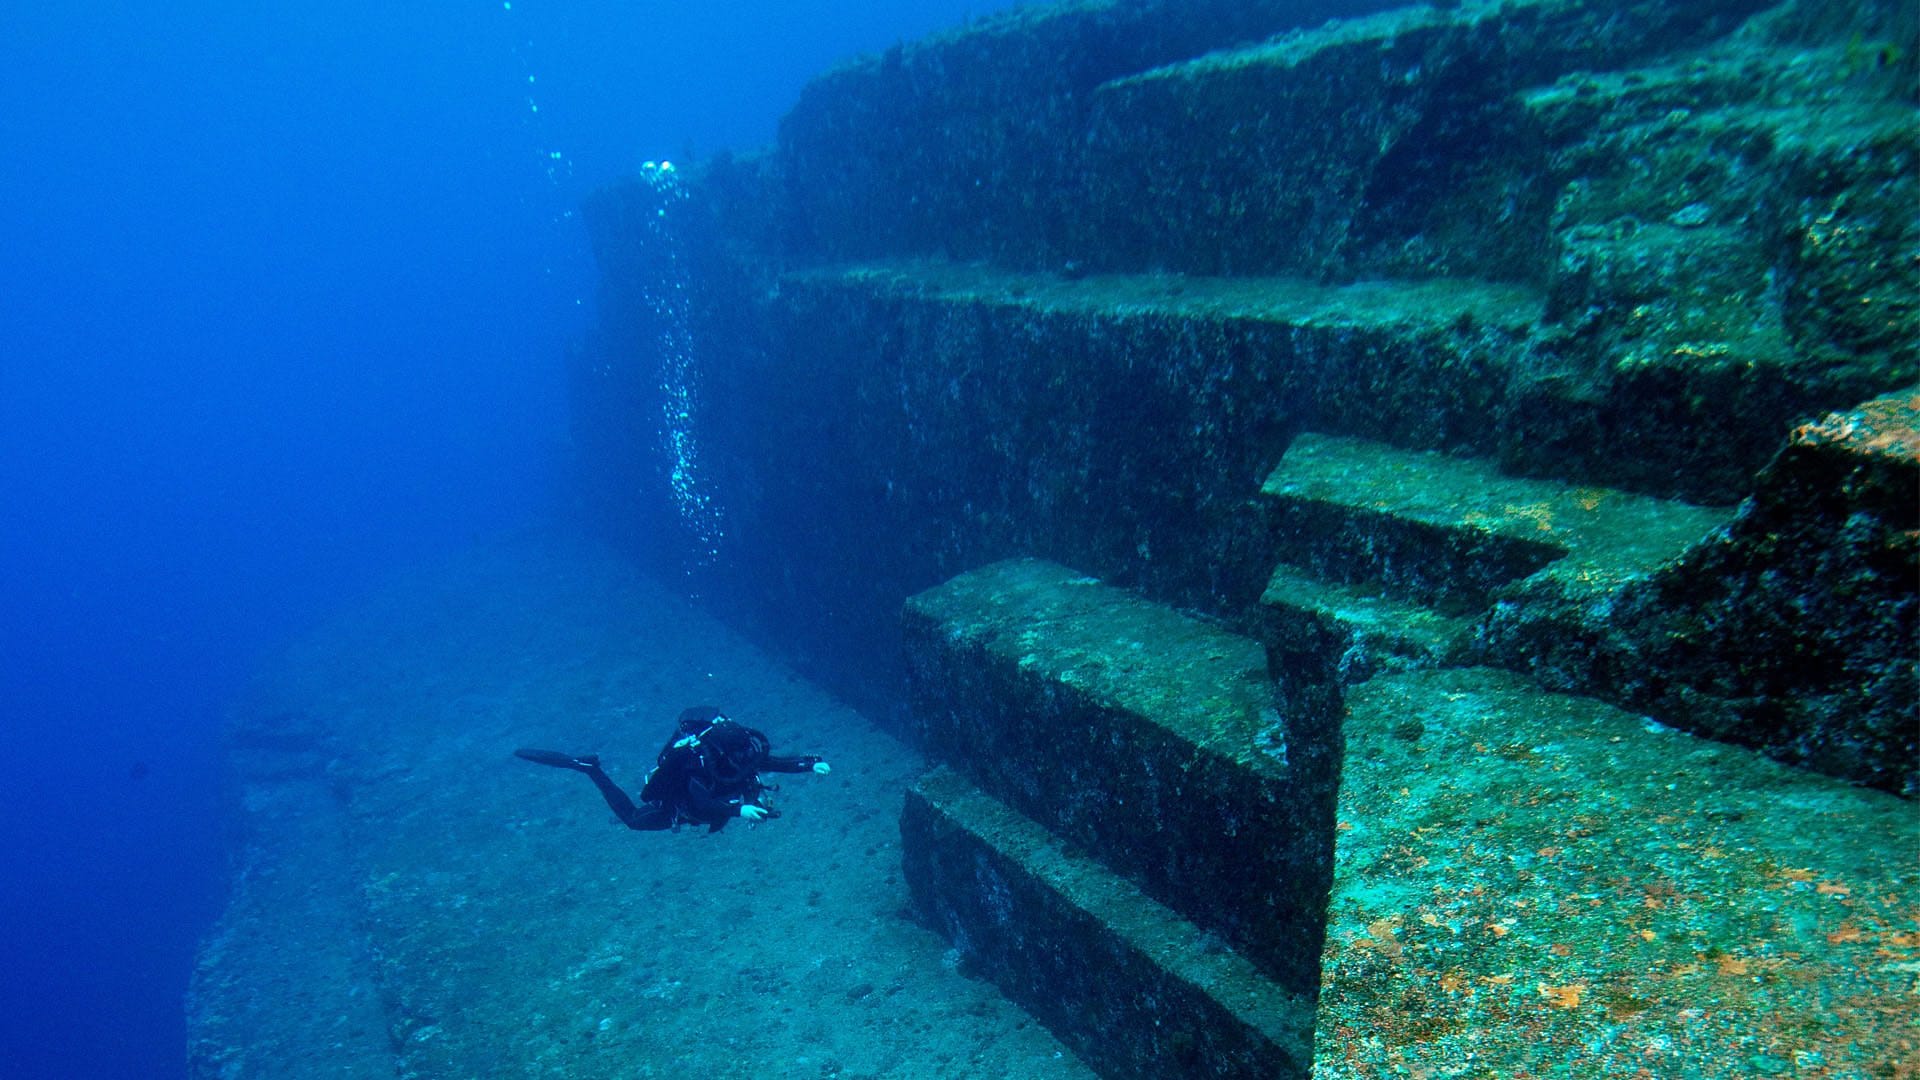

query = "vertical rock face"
775;0;1411;269
895;558;1335;1076
570;0;1917;1070
903;558;1338;994
576;0;1917;787
901;767;1316;1080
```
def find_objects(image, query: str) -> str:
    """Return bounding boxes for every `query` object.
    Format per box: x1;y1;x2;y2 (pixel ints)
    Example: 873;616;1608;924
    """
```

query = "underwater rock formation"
1566;389;1920;794
578;0;1916;791
190;0;1918;1076
568;0;1917;1072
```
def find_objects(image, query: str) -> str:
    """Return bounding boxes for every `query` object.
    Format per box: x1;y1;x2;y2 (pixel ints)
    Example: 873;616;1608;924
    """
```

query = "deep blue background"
0;2;1010;1076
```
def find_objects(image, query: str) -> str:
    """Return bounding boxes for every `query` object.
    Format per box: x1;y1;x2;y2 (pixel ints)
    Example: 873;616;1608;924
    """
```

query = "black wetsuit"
518;707;822;832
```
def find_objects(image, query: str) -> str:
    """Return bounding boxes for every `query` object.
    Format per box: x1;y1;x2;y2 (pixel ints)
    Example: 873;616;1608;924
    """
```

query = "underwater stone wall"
1076;0;1776;283
902;558;1338;995
776;0;1779;282
901;767;1316;1080
575;0;1918;783
579;260;1320;715
774;0;1404;270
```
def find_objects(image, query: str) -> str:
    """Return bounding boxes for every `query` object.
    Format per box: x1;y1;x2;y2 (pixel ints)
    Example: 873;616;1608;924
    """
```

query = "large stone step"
901;766;1313;1080
1257;563;1475;687
1078;0;1772;282
785;260;1541;456
771;0;1773;277
903;557;1338;994
1261;432;1736;611
774;0;1410;269
788;260;1544;332
1317;666;1920;1076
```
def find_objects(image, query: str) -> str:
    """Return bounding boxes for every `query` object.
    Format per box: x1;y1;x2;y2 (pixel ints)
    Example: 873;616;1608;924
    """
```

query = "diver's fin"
514;747;599;771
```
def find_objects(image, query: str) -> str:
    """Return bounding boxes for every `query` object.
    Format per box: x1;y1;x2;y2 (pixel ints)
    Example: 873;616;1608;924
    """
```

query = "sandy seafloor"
195;532;1096;1079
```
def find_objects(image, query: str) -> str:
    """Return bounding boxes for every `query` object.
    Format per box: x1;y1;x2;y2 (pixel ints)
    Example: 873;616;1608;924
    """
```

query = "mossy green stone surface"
1262;432;1736;610
902;766;1313;1079
1259;563;1475;683
798;261;1545;333
1267;434;1735;578
1532;387;1920;795
1317;666;1920;1078
904;557;1335;993
907;557;1285;773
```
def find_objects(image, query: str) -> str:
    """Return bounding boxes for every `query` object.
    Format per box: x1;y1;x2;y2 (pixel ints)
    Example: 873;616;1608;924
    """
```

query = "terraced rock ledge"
1263;432;1736;611
900;559;1920;1078
903;767;1313;1080
197;0;1918;1074
782;260;1544;454
1256;430;1740;690
903;557;1337;997
1319;667;1918;1077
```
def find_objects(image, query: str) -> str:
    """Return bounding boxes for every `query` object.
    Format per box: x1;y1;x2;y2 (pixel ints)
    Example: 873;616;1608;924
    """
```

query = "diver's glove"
812;761;831;775
739;804;772;822
795;755;832;775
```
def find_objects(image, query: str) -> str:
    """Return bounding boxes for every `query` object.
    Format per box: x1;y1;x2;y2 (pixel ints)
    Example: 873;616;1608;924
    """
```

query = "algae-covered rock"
1513;10;1920;497
1495;389;1920;794
776;0;1405;269
902;767;1313;1080
1318;666;1919;1077
903;558;1337;995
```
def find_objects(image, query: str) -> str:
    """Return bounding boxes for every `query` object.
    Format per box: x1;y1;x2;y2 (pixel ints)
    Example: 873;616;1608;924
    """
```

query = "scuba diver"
515;706;830;832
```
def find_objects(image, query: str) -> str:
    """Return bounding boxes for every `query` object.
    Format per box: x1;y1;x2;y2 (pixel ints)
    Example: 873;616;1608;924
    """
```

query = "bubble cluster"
639;161;723;564
500;2;571;184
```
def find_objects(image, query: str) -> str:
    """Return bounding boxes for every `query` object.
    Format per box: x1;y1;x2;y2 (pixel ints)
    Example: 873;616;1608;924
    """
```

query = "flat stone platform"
1316;666;1919;1078
787;261;1544;336
1263;432;1736;611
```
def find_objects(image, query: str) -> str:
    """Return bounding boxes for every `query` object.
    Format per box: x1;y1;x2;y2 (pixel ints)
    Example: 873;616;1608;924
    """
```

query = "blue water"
0;3;1011;1076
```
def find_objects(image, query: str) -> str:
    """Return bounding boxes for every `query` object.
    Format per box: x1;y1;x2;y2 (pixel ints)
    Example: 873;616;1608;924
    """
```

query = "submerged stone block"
901;766;1313;1080
1258;563;1475;687
684;259;1537;716
1514;30;1920;500
903;557;1336;994
775;0;1404;269
1078;0;1772;282
1262;432;1734;611
1506;388;1920;794
1317;666;1920;1077
781;260;1540;461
